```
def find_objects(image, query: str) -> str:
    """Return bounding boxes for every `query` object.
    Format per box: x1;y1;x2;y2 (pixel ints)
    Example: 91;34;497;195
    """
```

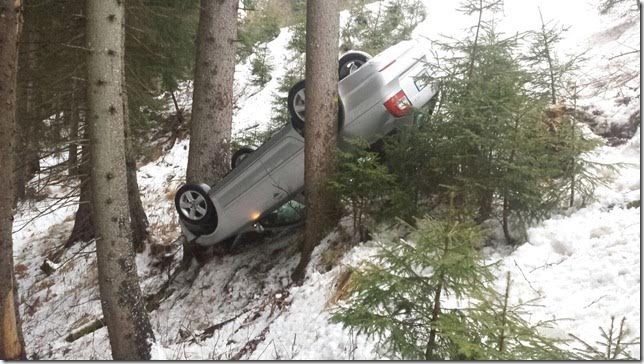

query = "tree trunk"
569;84;578;207
184;0;238;265
66;135;95;249
85;0;153;359
68;78;79;177
475;189;494;224
0;0;27;359
538;8;557;105
425;278;443;360
186;0;238;184
497;272;511;353
14;6;38;203
501;192;514;244
466;0;484;81
123;65;149;253
292;0;340;284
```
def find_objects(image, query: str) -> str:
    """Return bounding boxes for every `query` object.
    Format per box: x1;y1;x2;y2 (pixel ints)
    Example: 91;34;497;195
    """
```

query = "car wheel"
288;79;307;131
175;184;217;234
338;52;371;80
288;80;344;134
231;147;254;169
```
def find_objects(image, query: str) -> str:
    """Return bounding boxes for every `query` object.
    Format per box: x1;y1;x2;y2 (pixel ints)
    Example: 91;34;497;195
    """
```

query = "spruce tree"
523;8;581;105
249;44;274;88
270;6;306;129
331;216;573;360
340;0;426;55
328;140;400;237
569;316;640;360
383;1;602;243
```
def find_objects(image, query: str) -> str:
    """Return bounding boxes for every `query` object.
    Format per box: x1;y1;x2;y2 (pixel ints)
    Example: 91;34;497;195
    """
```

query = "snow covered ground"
12;0;640;360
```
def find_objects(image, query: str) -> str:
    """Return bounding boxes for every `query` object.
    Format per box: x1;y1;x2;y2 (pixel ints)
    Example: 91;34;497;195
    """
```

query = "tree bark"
425;279;442;360
0;0;27;359
501;192;514;244
184;0;238;265
498;272;511;353
122;62;149;253
14;5;39;203
66;135;95;249
186;0;238;184
85;0;153;359
292;0;340;284
68;78;80;177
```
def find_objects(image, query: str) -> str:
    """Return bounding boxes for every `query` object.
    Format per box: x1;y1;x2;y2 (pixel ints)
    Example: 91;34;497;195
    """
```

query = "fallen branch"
65;262;186;342
65;319;105;342
190;308;252;343
230;326;270;360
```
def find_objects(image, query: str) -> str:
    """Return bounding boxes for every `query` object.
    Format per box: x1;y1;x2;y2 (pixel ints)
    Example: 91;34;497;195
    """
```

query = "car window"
260;200;304;227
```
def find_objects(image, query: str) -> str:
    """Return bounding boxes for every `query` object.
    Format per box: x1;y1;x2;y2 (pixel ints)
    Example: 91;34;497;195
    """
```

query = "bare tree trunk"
475;189;494;224
501;192;513;244
186;0;238;184
569;84;578;207
466;0;484;81
184;0;238;265
125;123;149;254
538;7;557;105
122;65;149;253
85;0;153;359
66;134;95;248
0;0;27;359
68;78;79;177
497;272;511;353
425;277;443;360
292;0;340;284
14;6;38;203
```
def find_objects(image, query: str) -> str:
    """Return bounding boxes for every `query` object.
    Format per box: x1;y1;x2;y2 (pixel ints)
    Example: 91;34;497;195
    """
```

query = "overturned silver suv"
175;39;438;246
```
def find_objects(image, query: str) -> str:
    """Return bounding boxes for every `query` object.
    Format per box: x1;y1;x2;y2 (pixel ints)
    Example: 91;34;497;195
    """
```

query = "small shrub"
331;216;573;360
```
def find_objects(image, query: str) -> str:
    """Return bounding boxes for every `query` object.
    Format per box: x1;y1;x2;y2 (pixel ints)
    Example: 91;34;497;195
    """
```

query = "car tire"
175;184;217;235
288;80;307;132
231;147;254;169
288;80;344;135
338;52;371;80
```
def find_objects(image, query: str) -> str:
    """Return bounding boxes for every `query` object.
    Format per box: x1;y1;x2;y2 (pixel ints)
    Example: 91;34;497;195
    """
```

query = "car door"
258;127;305;214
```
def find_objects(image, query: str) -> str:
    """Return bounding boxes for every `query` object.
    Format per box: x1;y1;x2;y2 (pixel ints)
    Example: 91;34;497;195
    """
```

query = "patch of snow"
12;0;640;360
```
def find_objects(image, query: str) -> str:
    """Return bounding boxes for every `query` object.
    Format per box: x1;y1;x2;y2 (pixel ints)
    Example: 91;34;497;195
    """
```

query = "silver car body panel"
180;39;438;245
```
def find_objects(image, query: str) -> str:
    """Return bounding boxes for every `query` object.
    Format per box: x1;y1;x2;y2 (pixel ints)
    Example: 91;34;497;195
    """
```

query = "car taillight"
384;90;412;117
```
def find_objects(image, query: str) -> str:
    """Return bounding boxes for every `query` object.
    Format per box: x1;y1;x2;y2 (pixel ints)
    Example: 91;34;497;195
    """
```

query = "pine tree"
13;0;199;250
187;0;239;184
523;8;581;105
340;0;426;55
249;43;274;88
569;316;640;360
270;6;306;129
85;0;154;358
382;1;602;244
0;0;27;359
292;0;341;284
328;140;400;238
331;216;573;360
237;0;280;62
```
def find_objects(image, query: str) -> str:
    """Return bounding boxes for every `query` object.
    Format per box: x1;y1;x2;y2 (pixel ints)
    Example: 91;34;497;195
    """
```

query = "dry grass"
326;268;356;307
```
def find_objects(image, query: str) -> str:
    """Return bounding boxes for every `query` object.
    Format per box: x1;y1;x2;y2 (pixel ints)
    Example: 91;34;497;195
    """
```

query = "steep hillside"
12;0;640;359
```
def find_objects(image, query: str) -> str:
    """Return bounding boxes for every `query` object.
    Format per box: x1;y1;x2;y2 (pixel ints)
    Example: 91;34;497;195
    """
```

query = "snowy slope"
12;0;640;360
